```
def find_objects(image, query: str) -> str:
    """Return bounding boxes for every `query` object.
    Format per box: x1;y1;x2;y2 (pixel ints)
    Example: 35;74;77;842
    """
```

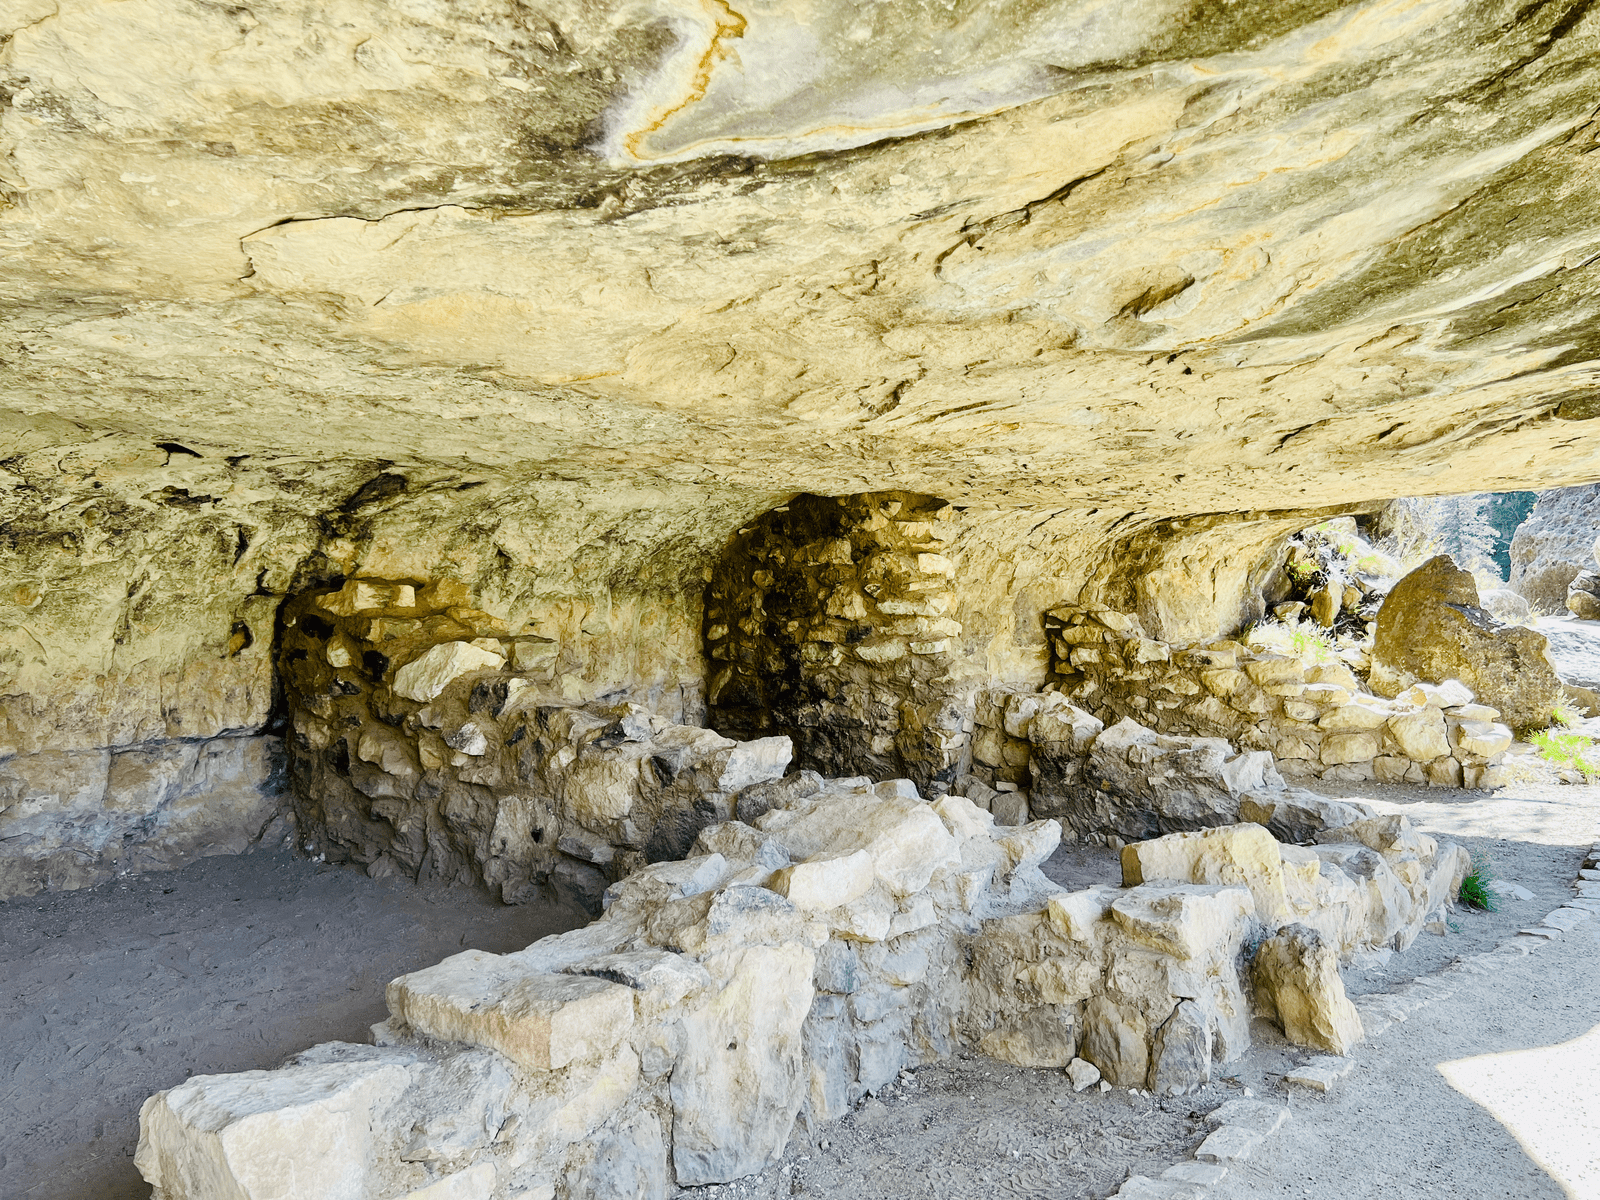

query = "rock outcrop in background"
1509;485;1600;611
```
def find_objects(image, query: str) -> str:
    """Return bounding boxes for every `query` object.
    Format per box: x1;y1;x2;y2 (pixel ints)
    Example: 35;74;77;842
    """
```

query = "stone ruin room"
4;1;1600;1198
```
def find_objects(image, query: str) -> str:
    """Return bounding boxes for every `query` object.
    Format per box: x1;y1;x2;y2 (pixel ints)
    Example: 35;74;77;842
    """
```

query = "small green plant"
1531;730;1600;779
1286;625;1339;663
1550;693;1582;728
1458;850;1498;912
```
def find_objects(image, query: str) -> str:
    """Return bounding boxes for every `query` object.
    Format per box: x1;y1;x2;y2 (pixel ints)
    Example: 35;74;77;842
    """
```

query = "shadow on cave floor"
0;850;590;1200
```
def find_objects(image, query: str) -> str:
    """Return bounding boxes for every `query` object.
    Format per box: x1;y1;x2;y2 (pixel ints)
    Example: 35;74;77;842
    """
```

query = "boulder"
1508;485;1600;610
1568;570;1600;621
1109;884;1255;961
1369;556;1563;731
1079;996;1149;1089
735;770;825;824
1250;924;1363;1055
1235;790;1377;843
1309;584;1341;629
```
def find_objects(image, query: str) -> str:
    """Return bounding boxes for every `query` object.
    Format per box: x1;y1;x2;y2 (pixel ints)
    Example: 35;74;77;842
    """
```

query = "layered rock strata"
136;774;1466;1198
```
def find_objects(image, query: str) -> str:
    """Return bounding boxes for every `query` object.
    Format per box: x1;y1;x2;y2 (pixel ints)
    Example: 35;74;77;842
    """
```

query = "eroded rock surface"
6;0;1600;897
1510;487;1600;612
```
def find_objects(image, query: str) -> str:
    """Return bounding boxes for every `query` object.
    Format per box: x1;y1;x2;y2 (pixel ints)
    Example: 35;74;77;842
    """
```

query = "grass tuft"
1458;850;1498;912
1531;730;1600;780
1550;693;1582;728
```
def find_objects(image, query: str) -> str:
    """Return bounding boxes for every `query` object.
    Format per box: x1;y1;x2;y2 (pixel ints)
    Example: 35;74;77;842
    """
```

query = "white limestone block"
770;850;874;909
1121;823;1290;924
1488;879;1534;901
387;950;633;1071
1452;720;1513;758
392;641;505;702
1206;1097;1290;1135
1067;1057;1101;1091
1045;886;1118;942
1195;1124;1264;1163
1163;1161;1228;1186
1317;699;1393;732
1109;884;1255;961
1404;680;1475;708
932;793;995;841
716;735;793;791
136;1060;409;1200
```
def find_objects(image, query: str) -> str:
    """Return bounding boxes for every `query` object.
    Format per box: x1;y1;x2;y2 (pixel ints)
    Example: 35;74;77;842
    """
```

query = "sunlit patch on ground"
1440;1023;1600;1199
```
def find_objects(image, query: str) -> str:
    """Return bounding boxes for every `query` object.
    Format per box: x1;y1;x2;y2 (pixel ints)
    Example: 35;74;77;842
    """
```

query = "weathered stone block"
1320;731;1379;765
1110;884;1254;961
1121;824;1289;924
387;951;634;1071
1452;720;1512;759
1250;924;1363;1054
771;851;875;909
1387;710;1449;761
392;641;505;702
1151;999;1212;1095
136;1061;410;1200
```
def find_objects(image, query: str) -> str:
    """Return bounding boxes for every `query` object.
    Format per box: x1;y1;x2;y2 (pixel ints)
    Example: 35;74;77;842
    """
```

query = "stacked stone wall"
1044;604;1514;791
135;776;1467;1199
280;576;788;910
706;492;973;793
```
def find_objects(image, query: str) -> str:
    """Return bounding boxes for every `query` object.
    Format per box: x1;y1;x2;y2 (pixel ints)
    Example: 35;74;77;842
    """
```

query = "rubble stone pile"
136;767;1466;1199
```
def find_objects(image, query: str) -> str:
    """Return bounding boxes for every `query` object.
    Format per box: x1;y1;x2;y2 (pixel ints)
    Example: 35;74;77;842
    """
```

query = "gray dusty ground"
3;778;1595;1200
0;853;589;1200
1211;917;1600;1200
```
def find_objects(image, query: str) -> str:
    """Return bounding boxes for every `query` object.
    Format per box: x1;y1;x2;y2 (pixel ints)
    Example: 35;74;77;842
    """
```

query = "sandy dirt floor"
1211;914;1600;1200
0;853;589;1200
3;778;1595;1200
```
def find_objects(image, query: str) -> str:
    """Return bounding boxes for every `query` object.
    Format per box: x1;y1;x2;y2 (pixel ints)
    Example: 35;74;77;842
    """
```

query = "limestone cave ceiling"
2;0;1600;545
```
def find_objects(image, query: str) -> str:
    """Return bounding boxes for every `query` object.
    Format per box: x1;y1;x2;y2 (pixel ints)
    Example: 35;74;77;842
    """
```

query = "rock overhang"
1;0;1598;525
